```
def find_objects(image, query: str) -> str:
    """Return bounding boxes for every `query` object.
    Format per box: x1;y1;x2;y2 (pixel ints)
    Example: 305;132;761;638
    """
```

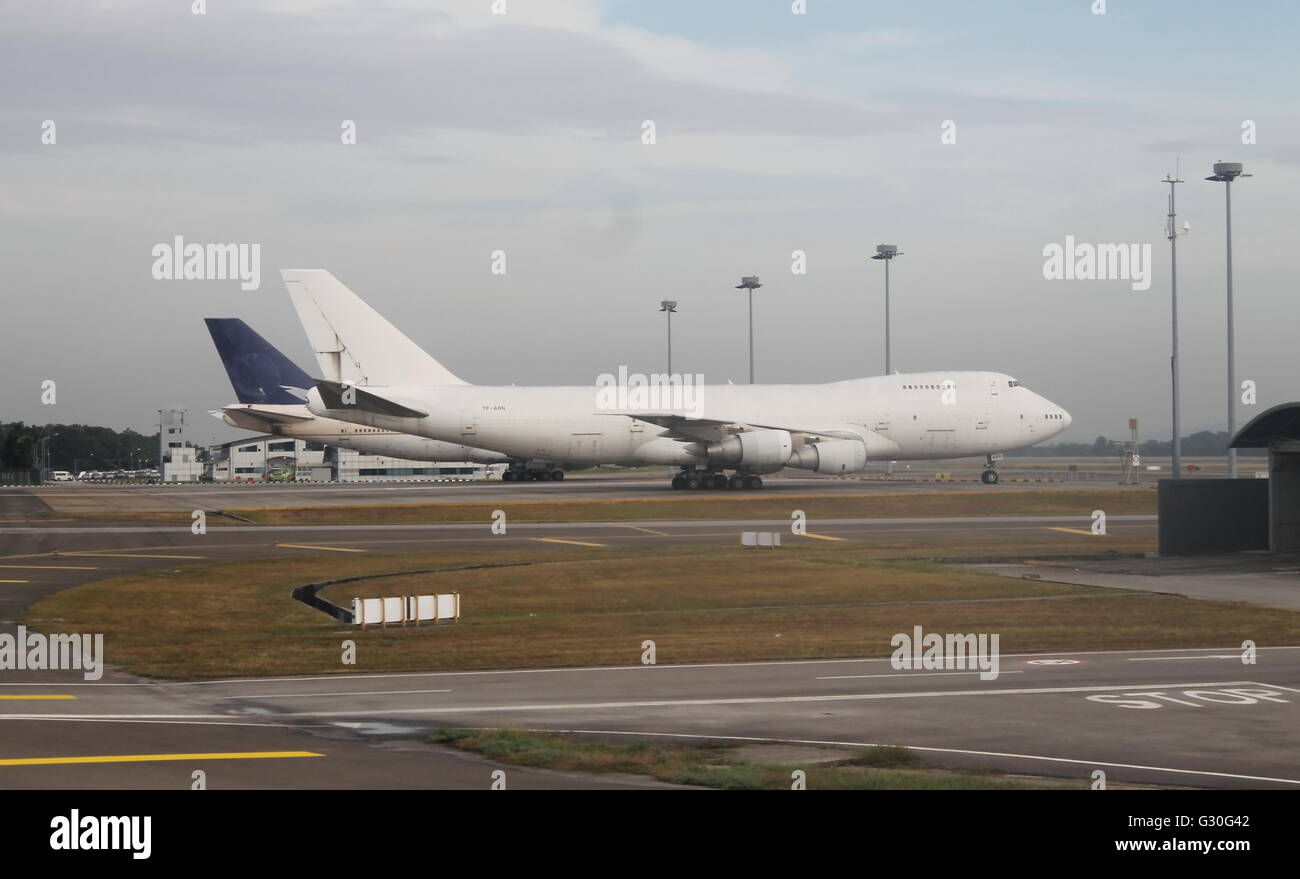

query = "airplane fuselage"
220;403;511;464
305;371;1071;470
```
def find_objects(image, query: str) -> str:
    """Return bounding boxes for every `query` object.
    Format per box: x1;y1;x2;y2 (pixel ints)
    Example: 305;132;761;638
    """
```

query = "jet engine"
706;429;794;470
789;439;868;474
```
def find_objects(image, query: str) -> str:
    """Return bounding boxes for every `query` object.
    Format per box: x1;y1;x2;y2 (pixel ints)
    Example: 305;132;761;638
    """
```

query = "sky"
2;0;1297;447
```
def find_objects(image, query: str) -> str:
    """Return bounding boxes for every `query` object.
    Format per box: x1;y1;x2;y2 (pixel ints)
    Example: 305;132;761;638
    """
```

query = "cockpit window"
1008;380;1020;387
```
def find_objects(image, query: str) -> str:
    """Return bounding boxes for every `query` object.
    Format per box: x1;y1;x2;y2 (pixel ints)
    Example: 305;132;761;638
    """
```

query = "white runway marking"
816;671;1024;681
1;680;1262;722
1;646;1289;688
45;679;1252;721
215;688;452;700
1129;654;1247;662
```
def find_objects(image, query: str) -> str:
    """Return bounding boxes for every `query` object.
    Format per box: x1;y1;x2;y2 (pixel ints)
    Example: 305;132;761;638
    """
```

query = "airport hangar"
204;435;496;483
154;407;496;483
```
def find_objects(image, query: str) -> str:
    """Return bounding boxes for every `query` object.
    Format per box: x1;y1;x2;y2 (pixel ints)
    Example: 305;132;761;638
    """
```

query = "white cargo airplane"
284;270;1072;489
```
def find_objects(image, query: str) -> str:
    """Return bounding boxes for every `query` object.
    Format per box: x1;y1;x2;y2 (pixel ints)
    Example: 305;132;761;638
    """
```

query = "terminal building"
206;435;496;482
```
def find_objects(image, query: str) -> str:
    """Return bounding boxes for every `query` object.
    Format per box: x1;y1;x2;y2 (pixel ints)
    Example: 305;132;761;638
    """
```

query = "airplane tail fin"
281;269;467;387
204;318;314;405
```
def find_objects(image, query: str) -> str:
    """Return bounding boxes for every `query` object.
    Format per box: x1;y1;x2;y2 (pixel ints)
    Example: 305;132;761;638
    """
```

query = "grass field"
428;728;1081;790
226;488;1156;526
23;541;1296;679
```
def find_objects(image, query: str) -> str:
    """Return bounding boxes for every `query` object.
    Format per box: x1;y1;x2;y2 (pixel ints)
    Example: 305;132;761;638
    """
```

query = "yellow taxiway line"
1045;527;1098;536
0;695;77;701
621;525;670;536
0;751;322;767
63;552;205;560
799;532;846;542
532;537;607;548
0;564;97;570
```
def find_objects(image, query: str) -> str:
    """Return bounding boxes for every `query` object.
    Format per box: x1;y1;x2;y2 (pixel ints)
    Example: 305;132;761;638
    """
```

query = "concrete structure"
1230;402;1300;552
1157;478;1268;556
206;435;493;482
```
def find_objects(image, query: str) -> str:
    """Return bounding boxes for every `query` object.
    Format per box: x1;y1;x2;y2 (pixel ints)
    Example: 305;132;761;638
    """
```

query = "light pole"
871;244;903;375
1206;161;1251;478
1163;171;1189;479
659;300;677;375
734;276;762;383
40;433;58;482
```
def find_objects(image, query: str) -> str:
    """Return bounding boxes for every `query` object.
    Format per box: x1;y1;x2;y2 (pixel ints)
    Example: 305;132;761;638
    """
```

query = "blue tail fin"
205;318;314;405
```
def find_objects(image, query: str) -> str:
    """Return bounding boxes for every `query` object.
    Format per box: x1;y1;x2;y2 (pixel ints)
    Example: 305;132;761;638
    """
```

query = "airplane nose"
1062;409;1072;429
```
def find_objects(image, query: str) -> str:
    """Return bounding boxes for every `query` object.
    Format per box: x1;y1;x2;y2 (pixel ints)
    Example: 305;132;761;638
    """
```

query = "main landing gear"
671;469;764;490
980;454;1001;485
502;466;564;482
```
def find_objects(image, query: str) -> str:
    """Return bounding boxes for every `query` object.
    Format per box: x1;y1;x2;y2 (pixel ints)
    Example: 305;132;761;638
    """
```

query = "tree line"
0;422;161;472
0;420;1263;471
1008;430;1263;457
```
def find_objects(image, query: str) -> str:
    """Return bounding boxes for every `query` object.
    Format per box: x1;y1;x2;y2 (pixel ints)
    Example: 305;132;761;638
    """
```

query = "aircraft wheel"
684;475;701;490
671;476;685;490
744;475;764;490
728;475;745;490
549;469;565;481
981;469;999;485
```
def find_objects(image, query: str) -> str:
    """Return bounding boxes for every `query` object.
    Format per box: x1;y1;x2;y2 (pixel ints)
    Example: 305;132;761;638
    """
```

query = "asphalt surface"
1;483;1296;790
968;560;1300;611
23;472;1143;515
4;649;1298;789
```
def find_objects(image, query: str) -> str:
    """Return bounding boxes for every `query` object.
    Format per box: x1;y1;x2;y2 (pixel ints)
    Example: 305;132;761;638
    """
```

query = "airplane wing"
221;406;313;425
218;405;315;433
603;412;885;448
601;413;731;442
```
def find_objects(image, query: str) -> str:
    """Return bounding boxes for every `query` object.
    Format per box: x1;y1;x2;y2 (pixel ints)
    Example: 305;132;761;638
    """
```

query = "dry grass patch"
429;728;1075;790
22;543;1296;679
229;488;1156;526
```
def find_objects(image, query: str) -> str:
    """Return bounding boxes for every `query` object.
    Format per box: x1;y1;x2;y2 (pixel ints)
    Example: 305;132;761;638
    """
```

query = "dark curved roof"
1230;402;1300;448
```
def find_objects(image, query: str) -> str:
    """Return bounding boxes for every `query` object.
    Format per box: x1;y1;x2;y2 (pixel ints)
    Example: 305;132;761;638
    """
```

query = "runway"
1;484;1295;790
3;648;1298;789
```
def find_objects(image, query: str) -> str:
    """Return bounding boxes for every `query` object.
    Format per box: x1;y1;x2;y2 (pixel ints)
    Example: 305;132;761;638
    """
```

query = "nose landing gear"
980;454;1001;485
